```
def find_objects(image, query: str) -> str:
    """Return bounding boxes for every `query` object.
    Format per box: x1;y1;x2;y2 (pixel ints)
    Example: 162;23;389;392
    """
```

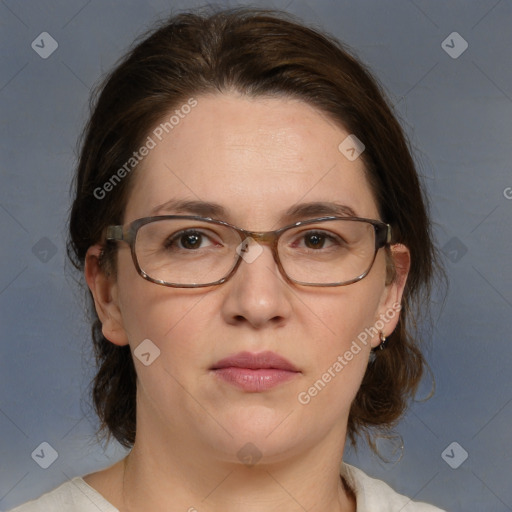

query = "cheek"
295;264;386;398
294;297;377;423
120;287;208;350
116;262;217;377
303;269;385;351
306;293;375;372
114;251;186;344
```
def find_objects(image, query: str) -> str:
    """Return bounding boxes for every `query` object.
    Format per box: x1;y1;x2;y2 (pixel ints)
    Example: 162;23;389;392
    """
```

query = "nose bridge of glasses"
243;230;278;245
234;229;289;283
238;230;281;262
235;230;282;270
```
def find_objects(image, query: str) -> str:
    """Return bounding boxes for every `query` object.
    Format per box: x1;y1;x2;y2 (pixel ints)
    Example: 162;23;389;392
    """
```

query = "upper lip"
211;351;299;372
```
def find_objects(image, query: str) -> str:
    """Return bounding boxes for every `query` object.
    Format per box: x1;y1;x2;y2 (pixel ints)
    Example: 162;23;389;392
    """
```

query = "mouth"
210;351;301;392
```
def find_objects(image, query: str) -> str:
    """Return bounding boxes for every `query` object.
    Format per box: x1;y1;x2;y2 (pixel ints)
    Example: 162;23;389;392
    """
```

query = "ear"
84;245;129;346
373;243;410;347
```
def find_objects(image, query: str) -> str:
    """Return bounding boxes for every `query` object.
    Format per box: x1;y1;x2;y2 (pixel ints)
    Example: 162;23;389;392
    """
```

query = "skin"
84;93;410;512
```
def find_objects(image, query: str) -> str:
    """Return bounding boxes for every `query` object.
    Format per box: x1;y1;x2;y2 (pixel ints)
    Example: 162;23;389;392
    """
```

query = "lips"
211;351;299;372
210;351;300;392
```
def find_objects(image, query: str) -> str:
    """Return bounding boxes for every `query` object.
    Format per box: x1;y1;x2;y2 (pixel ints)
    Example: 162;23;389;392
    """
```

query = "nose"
220;239;293;329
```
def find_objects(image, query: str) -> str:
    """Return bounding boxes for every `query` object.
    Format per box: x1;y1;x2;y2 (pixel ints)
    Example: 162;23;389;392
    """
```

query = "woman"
10;7;445;511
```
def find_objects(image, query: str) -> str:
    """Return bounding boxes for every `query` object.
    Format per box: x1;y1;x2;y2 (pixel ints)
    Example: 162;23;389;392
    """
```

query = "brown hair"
68;6;442;449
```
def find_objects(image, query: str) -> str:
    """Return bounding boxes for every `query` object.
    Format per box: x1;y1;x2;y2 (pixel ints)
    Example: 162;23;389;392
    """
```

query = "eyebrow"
150;199;358;222
282;202;358;221
150;199;228;218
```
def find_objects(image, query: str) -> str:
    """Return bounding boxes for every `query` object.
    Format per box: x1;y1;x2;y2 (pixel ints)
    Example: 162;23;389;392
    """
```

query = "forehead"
124;93;379;226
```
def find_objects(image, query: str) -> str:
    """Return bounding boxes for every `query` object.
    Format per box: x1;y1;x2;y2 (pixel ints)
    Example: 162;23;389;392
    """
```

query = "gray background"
1;0;511;510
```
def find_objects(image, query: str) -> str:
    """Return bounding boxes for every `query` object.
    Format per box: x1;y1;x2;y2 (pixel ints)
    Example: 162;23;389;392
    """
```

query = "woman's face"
90;93;408;464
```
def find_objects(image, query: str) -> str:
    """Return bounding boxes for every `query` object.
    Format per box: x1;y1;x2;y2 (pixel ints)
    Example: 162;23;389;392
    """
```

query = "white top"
8;464;445;511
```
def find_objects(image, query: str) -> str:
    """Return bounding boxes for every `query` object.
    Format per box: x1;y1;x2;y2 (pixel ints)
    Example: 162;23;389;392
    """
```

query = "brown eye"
179;232;203;249
164;230;211;251
304;233;326;249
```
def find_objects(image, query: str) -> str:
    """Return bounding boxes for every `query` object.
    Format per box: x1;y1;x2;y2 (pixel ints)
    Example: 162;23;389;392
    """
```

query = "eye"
304;232;327;249
299;231;340;250
179;231;204;249
165;230;217;250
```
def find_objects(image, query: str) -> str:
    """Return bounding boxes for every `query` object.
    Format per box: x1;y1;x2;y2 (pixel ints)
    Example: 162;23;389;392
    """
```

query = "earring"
369;332;387;363
378;331;387;350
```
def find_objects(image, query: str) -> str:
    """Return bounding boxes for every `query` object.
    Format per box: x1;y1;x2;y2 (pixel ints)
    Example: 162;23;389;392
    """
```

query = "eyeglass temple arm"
377;223;392;246
106;225;124;241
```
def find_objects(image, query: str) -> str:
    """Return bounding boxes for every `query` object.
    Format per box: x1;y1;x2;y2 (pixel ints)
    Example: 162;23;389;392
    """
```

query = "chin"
199;406;312;463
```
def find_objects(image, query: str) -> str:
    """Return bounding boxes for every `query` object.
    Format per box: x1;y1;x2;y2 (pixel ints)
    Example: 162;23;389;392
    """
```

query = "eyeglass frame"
105;215;392;288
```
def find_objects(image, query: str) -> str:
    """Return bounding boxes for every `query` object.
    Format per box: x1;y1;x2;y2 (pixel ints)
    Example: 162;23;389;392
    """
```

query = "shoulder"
7;477;119;512
342;463;446;512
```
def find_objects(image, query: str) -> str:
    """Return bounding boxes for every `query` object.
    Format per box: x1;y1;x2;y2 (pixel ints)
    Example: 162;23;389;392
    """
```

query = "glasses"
105;215;391;288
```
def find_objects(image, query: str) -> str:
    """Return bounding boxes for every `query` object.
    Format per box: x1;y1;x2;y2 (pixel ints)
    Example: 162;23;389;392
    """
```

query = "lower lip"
212;367;299;392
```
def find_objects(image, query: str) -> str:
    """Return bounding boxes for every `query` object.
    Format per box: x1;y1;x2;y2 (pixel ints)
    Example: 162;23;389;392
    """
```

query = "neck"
120;420;356;512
